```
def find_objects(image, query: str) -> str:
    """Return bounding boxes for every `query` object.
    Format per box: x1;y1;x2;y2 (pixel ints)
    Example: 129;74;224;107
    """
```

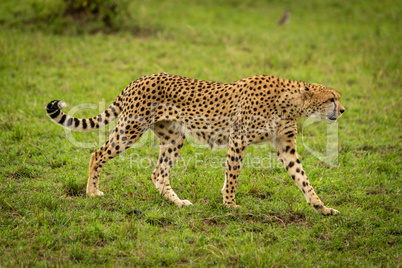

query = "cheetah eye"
329;98;335;103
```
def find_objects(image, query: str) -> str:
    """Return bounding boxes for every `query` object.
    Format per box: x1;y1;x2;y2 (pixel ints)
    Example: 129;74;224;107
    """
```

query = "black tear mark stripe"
332;99;337;116
328;99;337;118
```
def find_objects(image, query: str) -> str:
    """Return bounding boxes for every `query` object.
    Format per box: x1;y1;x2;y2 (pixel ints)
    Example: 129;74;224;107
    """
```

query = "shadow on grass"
63;178;86;197
187;211;311;228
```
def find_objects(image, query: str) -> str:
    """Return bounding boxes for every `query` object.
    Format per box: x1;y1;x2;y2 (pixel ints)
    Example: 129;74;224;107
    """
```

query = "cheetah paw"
174;199;193;207
87;191;104;197
224;203;240;209
329;208;340;215
322;207;340;216
181;200;193;207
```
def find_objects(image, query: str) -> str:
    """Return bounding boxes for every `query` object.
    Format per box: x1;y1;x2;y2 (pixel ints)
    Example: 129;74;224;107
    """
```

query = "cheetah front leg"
222;130;247;208
275;137;340;216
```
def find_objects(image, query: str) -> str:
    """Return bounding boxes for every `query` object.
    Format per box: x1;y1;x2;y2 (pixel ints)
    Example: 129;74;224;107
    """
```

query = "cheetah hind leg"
87;118;147;197
151;121;193;207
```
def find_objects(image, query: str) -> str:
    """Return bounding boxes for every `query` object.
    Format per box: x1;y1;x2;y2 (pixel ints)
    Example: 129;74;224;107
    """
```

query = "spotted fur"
46;73;345;215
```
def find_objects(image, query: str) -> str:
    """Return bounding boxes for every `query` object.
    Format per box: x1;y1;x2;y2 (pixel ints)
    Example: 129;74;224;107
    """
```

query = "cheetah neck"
249;76;309;120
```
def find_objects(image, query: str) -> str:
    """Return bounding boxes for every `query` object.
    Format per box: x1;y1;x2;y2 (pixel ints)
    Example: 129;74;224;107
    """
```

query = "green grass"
0;0;401;266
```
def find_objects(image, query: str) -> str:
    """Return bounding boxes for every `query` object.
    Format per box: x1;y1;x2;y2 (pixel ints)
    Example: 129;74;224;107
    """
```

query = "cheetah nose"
340;109;345;114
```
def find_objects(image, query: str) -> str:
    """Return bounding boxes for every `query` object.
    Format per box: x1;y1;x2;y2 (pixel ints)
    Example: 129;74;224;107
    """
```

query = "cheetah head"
300;84;345;122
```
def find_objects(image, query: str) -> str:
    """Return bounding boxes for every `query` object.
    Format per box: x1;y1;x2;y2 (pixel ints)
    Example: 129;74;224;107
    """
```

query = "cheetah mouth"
326;115;338;122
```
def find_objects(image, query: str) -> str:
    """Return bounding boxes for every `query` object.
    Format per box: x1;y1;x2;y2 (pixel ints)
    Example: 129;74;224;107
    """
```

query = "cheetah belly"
169;120;274;149
171;121;230;149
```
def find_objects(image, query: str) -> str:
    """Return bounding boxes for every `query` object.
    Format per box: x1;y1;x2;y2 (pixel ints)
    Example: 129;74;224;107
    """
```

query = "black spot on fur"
288;161;294;168
59;114;66;125
49;109;60;119
89;118;95;128
46;100;61;113
313;204;323;210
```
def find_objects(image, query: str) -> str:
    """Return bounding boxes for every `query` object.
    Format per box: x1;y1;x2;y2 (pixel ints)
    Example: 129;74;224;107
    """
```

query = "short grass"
0;0;401;266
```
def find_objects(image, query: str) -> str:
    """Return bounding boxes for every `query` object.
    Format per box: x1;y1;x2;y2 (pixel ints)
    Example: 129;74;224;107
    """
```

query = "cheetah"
46;73;345;215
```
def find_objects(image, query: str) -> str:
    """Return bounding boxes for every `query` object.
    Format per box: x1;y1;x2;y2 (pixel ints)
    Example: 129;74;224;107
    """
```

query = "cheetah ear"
299;87;313;100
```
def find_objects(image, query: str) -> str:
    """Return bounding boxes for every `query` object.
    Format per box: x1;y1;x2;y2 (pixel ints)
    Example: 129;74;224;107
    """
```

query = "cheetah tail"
46;95;123;132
